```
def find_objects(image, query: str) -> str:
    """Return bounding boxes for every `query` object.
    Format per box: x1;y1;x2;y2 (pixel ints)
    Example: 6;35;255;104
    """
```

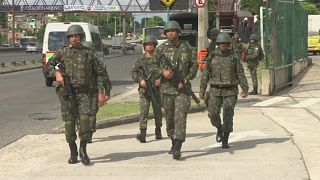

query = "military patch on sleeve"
181;53;187;59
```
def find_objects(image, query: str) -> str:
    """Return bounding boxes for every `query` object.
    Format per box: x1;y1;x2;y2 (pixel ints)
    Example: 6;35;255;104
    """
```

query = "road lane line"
252;97;289;107
290;98;320;107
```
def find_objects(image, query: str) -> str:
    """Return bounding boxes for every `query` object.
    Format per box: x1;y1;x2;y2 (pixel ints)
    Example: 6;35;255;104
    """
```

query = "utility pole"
197;1;208;54
12;0;15;46
114;17;117;36
197;0;208;76
122;13;127;55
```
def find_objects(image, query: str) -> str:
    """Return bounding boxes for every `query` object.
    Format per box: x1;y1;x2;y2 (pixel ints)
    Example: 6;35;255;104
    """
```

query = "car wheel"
45;78;53;87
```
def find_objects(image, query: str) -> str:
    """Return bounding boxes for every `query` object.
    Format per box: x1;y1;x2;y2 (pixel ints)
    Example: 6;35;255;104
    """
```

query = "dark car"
102;44;110;55
126;43;136;51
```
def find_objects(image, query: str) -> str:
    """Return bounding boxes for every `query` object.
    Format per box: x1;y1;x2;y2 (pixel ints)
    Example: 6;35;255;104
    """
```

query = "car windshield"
48;32;67;51
28;42;36;46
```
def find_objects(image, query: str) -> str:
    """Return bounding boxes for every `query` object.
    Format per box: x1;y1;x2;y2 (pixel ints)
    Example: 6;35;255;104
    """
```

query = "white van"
42;22;103;86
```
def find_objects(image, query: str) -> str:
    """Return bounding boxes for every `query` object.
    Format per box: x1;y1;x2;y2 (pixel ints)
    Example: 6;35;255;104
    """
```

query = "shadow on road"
181;137;290;160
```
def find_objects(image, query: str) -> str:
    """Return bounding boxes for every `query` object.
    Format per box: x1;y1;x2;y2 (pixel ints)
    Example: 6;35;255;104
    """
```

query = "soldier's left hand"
240;91;248;98
154;79;161;87
98;93;107;107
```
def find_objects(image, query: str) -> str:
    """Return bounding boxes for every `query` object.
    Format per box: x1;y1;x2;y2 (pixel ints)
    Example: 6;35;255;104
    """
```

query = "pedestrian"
131;35;162;143
82;41;112;144
199;32;249;148
245;34;264;95
155;21;198;160
45;25;107;165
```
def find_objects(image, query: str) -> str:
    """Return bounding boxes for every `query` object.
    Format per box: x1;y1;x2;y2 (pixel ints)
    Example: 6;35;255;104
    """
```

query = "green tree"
302;1;319;14
141;16;165;28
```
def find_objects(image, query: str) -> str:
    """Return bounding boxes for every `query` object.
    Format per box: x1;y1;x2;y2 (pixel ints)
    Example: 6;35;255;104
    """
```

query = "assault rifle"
139;66;162;122
159;55;200;105
58;62;78;122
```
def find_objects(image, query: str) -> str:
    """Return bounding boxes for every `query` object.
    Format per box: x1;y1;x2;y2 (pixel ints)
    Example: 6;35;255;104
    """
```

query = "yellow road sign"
161;0;175;7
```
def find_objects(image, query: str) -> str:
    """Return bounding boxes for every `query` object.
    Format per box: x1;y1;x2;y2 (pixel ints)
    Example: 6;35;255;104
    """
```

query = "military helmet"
143;35;158;45
233;33;240;39
82;41;94;49
216;33;232;43
66;25;85;37
207;28;219;37
249;34;258;41
164;21;181;34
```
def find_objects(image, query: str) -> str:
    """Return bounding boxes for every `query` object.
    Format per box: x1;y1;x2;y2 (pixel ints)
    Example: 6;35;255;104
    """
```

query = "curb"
55;104;207;133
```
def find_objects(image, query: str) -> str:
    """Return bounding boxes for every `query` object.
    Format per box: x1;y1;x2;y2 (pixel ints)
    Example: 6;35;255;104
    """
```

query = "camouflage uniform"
46;44;105;143
231;33;244;59
246;34;264;95
82;42;112;142
131;53;162;136
200;33;248;148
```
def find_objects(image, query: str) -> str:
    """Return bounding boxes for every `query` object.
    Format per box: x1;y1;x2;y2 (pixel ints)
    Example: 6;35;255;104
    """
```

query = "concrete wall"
261;58;312;96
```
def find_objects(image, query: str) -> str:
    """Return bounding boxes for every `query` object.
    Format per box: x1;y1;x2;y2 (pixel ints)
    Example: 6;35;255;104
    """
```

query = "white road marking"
252;97;289;107
290;98;320;108
200;130;268;150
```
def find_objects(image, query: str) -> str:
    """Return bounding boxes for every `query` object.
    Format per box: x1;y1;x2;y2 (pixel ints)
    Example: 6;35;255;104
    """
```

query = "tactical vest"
61;47;94;89
208;53;239;86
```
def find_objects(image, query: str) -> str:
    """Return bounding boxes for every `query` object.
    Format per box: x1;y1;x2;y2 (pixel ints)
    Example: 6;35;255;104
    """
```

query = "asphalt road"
0;51;42;64
0;53;138;148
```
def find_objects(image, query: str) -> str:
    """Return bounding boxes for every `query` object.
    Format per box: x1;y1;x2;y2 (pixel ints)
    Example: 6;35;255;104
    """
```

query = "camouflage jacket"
97;59;112;96
246;43;264;67
200;49;248;96
155;39;198;95
231;41;244;55
45;44;105;94
131;53;160;84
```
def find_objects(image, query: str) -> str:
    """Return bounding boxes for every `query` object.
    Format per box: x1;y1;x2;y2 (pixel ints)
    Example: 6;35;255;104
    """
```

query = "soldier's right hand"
55;71;64;86
139;79;147;88
162;69;173;79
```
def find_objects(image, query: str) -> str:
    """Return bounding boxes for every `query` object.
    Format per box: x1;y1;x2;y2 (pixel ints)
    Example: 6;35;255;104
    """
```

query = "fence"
261;0;309;93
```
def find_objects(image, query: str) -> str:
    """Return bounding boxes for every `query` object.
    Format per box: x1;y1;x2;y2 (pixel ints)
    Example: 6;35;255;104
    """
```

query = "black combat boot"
222;132;230;148
216;126;223;143
168;138;175;154
172;139;182;160
79;140;90;165
249;86;258;95
136;129;146;143
68;141;78;164
155;127;162;140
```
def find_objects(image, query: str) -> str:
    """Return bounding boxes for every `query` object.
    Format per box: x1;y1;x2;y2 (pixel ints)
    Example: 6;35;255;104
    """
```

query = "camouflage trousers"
162;93;191;142
248;65;258;87
207;92;238;133
90;93;99;133
59;93;92;143
139;89;162;130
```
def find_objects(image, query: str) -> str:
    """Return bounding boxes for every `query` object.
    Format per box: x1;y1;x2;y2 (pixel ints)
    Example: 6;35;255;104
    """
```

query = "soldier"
45;25;107;165
82;41;112;143
131;35;162;143
207;28;219;52
199;33;249;148
155;21;198;160
232;32;244;60
245;34;264;95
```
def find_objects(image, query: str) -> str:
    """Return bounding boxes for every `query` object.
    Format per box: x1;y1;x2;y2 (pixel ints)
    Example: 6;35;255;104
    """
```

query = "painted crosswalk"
252;96;320;108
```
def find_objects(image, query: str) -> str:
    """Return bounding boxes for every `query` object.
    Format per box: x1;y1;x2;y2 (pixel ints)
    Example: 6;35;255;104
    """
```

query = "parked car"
126;43;136;51
102;44;110;55
26;43;40;53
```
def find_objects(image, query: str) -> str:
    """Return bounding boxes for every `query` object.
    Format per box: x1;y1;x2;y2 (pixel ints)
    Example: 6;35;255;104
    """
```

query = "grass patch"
96;101;140;121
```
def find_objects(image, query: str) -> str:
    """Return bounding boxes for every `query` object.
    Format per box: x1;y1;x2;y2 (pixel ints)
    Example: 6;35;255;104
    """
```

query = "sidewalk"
0;58;319;179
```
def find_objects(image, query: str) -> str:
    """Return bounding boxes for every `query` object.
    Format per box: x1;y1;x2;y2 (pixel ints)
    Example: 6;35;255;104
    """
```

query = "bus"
20;36;37;48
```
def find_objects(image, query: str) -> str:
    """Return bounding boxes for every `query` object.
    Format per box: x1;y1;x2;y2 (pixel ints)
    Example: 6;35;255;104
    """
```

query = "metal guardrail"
0;47;25;53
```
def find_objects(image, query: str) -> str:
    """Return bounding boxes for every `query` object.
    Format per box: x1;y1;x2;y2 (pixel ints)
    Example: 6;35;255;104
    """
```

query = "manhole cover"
29;113;58;121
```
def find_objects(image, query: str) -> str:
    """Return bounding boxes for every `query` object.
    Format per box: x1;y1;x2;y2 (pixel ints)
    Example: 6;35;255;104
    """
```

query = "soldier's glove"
240;91;248;98
199;91;205;100
162;69;173;79
98;93;107;107
55;71;64;87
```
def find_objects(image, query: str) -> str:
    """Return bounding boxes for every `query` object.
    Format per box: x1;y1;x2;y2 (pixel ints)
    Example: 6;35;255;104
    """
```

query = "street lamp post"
114;17;117;36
